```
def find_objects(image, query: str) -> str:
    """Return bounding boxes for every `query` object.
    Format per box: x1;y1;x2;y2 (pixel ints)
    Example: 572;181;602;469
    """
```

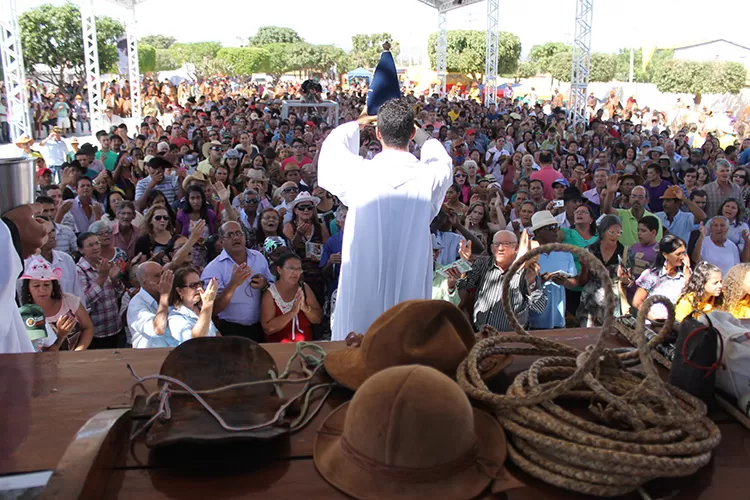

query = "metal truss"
1;0;31;141
81;0;103;132
126;8;141;124
569;0;593;130
484;0;499;107
436;9;448;97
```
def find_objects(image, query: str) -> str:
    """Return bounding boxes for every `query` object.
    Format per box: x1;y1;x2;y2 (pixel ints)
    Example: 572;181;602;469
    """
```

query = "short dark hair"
76;176;92;188
35;195;54;205
684;167;697;177
539;151;553;165
529;179;543;188
291;137;305;147
646;163;662;175
147;156;172;170
21;279;62;304
377;98;414;149
118;200;135;213
76;231;96;249
95;130;108;139
639;215;660;233
690;189;707;200
273;252;302;278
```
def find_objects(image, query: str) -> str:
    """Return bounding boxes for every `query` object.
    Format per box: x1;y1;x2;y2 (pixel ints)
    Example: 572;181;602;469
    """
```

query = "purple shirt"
644;180;671;213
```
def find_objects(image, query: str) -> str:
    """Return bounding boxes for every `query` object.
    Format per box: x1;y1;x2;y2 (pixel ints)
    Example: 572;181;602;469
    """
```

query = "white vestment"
0;220;34;354
319;122;453;340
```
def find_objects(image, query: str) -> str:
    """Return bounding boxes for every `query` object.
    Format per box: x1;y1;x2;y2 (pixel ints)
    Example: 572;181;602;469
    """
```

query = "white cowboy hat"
288;191;321;210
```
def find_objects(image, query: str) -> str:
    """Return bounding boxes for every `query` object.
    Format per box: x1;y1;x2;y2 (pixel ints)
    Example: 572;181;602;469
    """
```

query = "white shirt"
0;220;34;354
319;122;453;341
555;211;573;229
701;238;740;276
127;288;179;348
45;138;68;166
168;304;218;344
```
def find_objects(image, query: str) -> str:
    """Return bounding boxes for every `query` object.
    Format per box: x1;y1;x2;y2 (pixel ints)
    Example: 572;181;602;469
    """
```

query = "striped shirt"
135;175;180;206
54;222;77;254
457;255;547;331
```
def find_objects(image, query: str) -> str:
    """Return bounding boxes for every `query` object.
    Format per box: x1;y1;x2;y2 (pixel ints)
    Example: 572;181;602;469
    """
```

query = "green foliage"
427;30;521;81
155;49;179;71
138;45;157;73
350;33;400;68
169;42;223;78
654;60;747;94
547;51;617;83
139;35;176;49
19;3;124;88
613;48;673;83
529;42;571;73
216;47;270;76
248;27;303;46
547;51;572;82
515;61;539;80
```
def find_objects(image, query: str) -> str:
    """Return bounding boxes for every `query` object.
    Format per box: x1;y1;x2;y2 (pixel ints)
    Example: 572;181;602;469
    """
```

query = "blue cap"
552;178;570;188
367;49;401;116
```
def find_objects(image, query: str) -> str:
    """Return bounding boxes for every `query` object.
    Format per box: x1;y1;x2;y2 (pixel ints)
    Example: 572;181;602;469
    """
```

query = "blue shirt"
167;304;218;344
529;251;577;330
319;230;344;297
738;148;750;166
201;249;275;326
655;211;695;245
127;289;179;349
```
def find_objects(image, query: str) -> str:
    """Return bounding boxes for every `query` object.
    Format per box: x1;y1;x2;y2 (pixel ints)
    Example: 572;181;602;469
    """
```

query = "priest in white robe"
319;98;453;340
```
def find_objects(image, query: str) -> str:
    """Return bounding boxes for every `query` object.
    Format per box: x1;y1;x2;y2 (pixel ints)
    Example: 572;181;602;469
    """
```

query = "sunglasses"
244;198;259;204
153;215;169;221
455;173;467;178
210;146;223;151
283;187;299;193
182;281;203;290
542;224;559;231
296;204;314;211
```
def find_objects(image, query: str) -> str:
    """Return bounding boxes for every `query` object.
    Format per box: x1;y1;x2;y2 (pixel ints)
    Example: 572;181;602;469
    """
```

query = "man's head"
637;215;660;246
136;261;164;297
715;159;732;183
302;164;317;186
491;230;519;269
376;98;415;150
147;156;172;176
117;201;136;227
630;186;648;211
284;165;301;184
593;168;609;189
539;150;553;167
96;130;110;150
40;217;56;251
241;189;260;214
529;179;544;200
219;221;246;254
619;174;636;196
690;189;707;211
76;176;93;200
36;195;57;219
531;210;561;245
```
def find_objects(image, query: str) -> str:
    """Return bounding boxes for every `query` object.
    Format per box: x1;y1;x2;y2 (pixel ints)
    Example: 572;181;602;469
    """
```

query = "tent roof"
347;67;372;78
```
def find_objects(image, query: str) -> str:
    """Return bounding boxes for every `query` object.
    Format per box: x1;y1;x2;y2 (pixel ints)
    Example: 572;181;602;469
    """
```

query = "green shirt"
96;150;118;171
562;228;598;275
616;208;663;247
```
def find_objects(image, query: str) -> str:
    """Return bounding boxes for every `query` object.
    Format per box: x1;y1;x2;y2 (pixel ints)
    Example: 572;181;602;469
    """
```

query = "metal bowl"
0;157;36;215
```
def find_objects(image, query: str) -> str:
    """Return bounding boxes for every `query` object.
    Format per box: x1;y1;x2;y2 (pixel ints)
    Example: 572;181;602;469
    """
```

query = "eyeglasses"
283;187;299;193
493;241;517;247
96;231;112;236
223;230;244;239
182;281;202;290
733;174;746;180
153;215;169;221
607;230;623;236
244;198;259;204
455;173;467;178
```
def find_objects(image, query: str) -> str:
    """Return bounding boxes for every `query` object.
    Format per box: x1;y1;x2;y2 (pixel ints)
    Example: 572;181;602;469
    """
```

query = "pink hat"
21;256;62;281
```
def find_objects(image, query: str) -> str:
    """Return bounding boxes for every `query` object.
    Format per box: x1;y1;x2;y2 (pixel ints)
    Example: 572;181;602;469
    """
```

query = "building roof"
670;39;750;52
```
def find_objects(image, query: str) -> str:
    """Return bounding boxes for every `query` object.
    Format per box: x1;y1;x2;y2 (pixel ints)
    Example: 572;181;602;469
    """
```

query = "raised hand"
606;173;620;193
157;269;174;296
213;182;230;201
97;259;113;278
200;278;218;306
188;219;207;243
55;314;76;340
93;203;103;218
458;239;472;261
292;288;305;314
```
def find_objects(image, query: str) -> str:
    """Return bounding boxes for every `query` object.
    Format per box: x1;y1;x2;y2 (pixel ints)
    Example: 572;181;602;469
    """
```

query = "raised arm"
318;121;367;206
602;173;620;216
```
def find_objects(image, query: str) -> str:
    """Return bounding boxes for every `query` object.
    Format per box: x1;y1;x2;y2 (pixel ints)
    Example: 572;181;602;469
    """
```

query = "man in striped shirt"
457;230;547;332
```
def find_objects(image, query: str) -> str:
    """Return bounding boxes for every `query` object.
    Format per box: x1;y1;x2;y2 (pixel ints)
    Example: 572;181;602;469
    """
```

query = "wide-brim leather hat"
315;365;515;499
324;300;511;390
146;337;289;448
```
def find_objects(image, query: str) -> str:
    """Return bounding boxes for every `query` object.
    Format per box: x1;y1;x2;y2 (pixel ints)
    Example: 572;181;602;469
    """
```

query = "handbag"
668;311;723;406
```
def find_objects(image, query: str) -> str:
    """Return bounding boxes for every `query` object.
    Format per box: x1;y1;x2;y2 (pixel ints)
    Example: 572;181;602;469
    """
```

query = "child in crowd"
674;262;723;321
722;263;750;318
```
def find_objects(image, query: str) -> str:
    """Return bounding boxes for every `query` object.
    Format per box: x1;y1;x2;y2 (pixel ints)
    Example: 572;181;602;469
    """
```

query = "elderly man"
655;185;706;244
602;175;663;247
127;263;178;348
698;216;750;275
457;230;547;331
704;159;742;217
201;221;274;342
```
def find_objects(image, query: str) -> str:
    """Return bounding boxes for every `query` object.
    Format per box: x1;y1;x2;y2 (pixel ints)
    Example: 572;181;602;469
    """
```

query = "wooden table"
1;328;748;499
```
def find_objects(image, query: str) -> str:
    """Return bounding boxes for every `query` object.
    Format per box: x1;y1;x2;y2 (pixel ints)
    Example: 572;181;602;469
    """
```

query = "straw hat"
14;135;34;146
314;365;514;499
202;140;224;159
324;300;511;390
238;168;269;183
146;337;289;448
530;210;559;233
182;170;208;190
21;256;62;281
288;191;321;210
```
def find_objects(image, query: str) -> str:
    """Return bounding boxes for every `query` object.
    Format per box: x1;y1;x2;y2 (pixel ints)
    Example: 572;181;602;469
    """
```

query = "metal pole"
484;0;499;107
569;0;593;131
81;0;102;132
126;2;141;124
436;8;448;97
0;0;31;141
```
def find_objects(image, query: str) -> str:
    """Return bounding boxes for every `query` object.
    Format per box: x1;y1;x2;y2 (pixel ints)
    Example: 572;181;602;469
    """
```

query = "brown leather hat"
145;337;289;448
314;365;517;499
324;300;511;390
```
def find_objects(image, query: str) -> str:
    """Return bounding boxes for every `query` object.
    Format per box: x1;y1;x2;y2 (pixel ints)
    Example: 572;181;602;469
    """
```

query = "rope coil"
457;243;722;497
128;341;336;441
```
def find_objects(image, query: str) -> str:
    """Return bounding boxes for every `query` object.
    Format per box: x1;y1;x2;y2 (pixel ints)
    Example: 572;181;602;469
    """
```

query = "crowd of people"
7;73;750;351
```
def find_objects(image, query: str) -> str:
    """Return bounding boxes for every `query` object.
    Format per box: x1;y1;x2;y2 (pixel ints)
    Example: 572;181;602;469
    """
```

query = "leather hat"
145;337;289;448
314;365;516;499
324;300;511;390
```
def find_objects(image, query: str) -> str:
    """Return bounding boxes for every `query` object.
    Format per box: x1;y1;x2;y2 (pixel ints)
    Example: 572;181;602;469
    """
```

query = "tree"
427;30;522;82
19;3;124;89
654;60;747;94
155;49;179;71
547;51;618;83
350;33;400;68
515;61;539;81
169;42;223;78
529;42;571;73
263;43;293;80
548;51;572;82
216;47;270;76
614;48;674;83
248;26;303;46
140;35;176;50
138;45;157;73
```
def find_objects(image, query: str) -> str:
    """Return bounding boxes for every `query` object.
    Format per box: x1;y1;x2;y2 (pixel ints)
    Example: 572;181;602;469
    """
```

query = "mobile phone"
553;200;564;209
366;151;373;160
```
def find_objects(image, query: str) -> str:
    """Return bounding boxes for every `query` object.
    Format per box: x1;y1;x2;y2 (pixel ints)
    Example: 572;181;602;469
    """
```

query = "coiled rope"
128;341;336;440
457;243;722;497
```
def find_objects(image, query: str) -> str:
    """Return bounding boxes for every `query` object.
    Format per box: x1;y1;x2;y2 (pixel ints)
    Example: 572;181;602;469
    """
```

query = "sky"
17;0;750;63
